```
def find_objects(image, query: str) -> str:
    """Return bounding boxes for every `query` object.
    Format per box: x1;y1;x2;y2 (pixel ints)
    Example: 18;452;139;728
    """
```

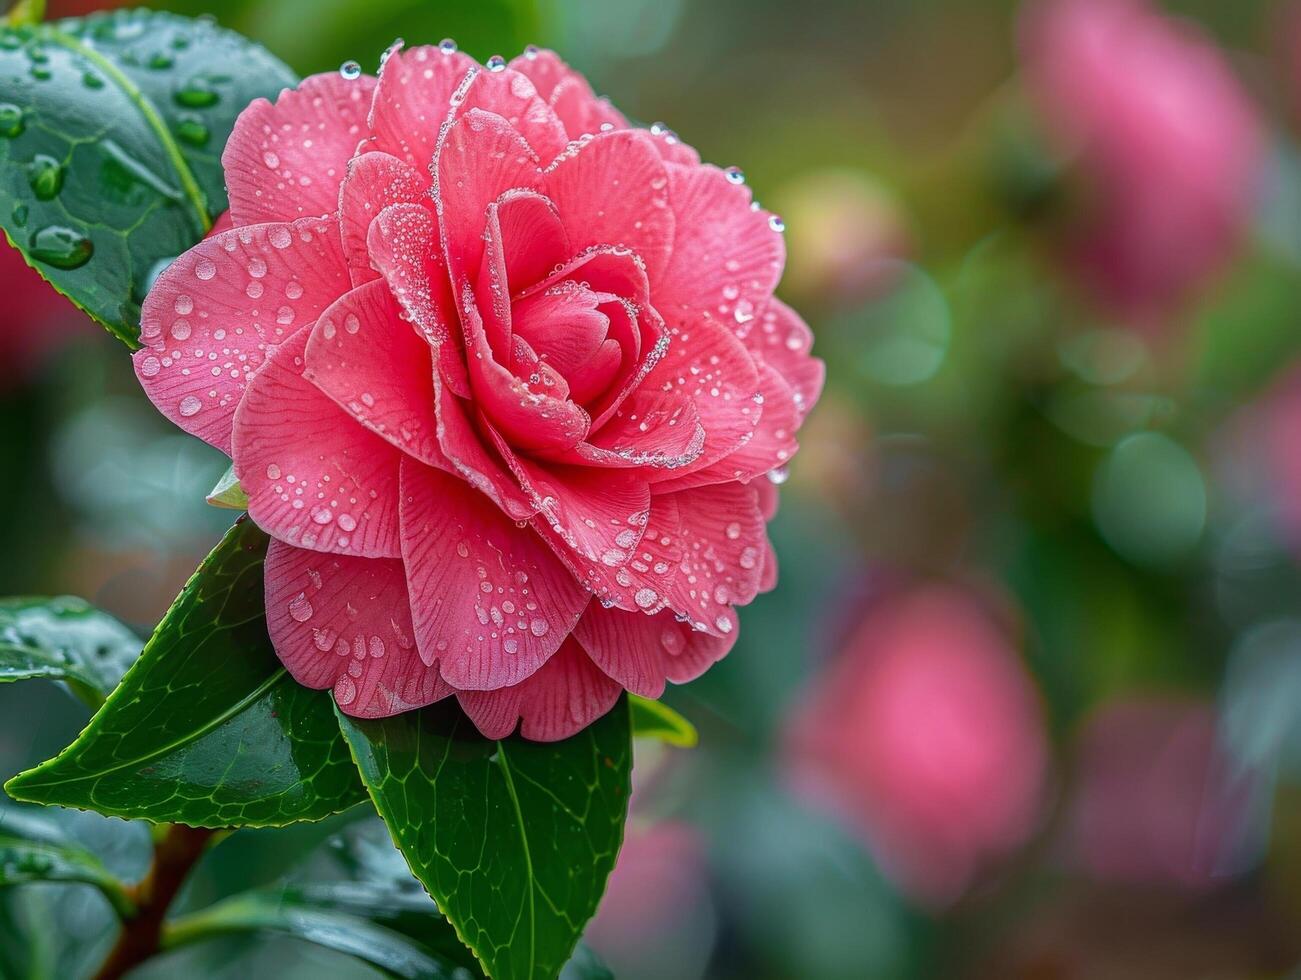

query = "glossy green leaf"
0;595;140;707
628;694;698;747
0;806;133;917
164;887;472;980
338;699;633;980
0;9;296;346
5;518;367;827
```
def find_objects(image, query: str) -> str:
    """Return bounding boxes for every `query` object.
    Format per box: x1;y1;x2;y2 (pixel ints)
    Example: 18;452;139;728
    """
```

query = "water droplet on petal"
439;38;458;54
178;395;202;417
486;54;506;72
289;592;314;622
339;60;362;80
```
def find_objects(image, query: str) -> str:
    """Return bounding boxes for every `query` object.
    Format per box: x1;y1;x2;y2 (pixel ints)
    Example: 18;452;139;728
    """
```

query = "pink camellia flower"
1021;0;1263;324
783;583;1048;906
131;43;822;739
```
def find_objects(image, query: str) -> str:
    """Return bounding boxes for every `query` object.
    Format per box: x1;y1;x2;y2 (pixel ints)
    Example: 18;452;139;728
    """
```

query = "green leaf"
628;694;698;747
0;9;296;346
0;807;134;917
206;463;249;510
5;517;368;827
163;887;473;980
0;595;140;707
337;699;633;980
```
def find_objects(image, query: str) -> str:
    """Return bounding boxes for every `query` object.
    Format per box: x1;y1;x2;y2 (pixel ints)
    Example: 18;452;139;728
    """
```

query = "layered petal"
663;482;765;635
457;637;621;741
234;327;403;557
574;605;737;698
224;72;377;227
368;43;477;168
435;109;543;285
508;49;631;140
338;152;429;285
265;541;452;717
303;279;442;466
658;163;785;319
133;216;348;454
642;314;763;482
741;298;824;424
399;459;588;689
544;129;675;284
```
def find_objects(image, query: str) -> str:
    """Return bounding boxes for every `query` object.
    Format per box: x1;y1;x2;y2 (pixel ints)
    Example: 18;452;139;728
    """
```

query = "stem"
91;825;217;980
5;0;46;27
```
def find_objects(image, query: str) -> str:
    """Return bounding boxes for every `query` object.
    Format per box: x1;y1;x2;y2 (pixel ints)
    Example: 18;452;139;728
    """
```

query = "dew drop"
439;38;458;54
335;675;356;705
723;165;745;185
337;514;357;532
339;60;362;80
0;103;24;138
529;618;549;637
768;214;786;233
288;591;314;622
266;463;281;479
486;54;507;72
178;395;202;417
27;155;63;200
29;226;93;270
140;356;161;377
194;257;216;280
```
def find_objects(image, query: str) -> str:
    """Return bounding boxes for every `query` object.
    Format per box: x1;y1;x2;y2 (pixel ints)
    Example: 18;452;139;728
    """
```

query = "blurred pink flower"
783;583;1048;907
586;821;716;980
1022;0;1263;325
0;240;84;389
1066;696;1252;890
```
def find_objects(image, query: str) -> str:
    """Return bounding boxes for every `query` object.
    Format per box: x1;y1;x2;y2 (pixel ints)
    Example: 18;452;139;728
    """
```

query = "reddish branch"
91;824;217;980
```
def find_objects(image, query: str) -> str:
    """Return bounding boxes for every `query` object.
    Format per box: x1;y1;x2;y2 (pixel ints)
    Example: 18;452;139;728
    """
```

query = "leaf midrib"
9;668;287;790
39;23;212;237
495;742;537;979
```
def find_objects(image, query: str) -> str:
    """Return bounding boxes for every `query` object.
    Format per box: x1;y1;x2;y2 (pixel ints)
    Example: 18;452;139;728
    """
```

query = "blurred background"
5;0;1301;976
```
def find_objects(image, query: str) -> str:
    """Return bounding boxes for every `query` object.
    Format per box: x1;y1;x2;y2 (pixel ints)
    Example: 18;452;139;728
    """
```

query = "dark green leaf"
0;806;133;917
0;9;296;346
629;694;698;747
0;595;140;707
5;518;368;827
163;887;474;980
338;699;632;980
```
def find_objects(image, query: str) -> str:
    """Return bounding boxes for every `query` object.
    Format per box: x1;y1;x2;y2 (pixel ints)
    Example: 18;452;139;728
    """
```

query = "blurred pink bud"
783;583;1048;907
1022;0;1263;325
0;240;84;389
1066;697;1252;889
586;821;716;980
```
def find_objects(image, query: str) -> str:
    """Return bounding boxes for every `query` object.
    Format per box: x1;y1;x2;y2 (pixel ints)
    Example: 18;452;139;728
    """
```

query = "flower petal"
366;203;469;398
223;72;376;227
234;326;402;558
133;216;348;454
741;298;824;424
432;375;536;520
457;637;621;741
640;313;762;481
663;482;764;635
659;162;785;320
303;279;442;467
264;540;452;718
654;358;797;491
435;109;543;287
508;50;630;140
368;44;478;168
485;425;653;572
573;605;737;698
338;151;429;285
399;458;588;689
544;129;675;284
